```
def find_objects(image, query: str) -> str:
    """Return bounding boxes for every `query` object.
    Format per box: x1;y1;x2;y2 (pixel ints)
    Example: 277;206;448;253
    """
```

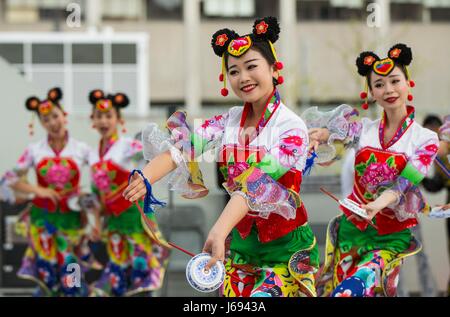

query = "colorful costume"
0;88;94;296
140;17;319;297
304;44;440;297
88;90;169;297
143;87;319;297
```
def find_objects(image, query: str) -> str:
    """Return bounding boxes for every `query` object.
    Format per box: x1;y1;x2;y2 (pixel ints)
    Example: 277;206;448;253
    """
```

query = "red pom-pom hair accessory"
25;96;40;137
268;40;284;85
360;79;369;110
212;30;236;97
120;119;127;134
404;65;415;103
28;113;35;136
355;52;380;110
219;54;228;97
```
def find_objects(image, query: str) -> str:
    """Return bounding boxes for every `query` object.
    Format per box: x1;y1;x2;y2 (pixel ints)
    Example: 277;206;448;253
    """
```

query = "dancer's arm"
203;194;248;269
361;191;399;220
123;150;177;202
11;181;61;205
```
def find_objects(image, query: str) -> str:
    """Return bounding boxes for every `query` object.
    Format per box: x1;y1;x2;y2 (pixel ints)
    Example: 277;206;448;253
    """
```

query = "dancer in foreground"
124;16;319;297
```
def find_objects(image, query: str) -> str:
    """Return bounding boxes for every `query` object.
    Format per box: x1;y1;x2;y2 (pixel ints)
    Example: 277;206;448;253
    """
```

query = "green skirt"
221;223;320;297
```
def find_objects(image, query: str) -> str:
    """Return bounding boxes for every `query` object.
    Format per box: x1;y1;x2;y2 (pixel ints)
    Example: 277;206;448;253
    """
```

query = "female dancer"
88;90;169;296
124;16;319;297
304;44;440;297
1;88;94;296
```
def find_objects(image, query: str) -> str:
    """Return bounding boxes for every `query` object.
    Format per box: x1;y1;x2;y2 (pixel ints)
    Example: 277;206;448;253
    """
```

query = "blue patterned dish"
186;253;225;292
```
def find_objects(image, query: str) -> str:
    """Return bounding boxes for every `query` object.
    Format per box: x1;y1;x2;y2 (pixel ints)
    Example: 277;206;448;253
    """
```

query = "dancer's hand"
123;173;147;202
89;226;101;242
34;187;61;205
203;229;226;270
308;128;330;152
360;190;399;220
437;140;449;157
437;202;450;211
360;201;385;220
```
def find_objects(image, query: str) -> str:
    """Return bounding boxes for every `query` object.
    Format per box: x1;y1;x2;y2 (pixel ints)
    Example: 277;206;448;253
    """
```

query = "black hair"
89;89;129;118
212;16;281;87
423;114;443;127
356;43;413;89
25;87;64;116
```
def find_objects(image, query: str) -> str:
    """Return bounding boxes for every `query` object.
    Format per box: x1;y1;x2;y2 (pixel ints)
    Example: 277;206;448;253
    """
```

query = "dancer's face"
92;108;119;139
39;106;66;139
227;48;277;106
369;66;410;111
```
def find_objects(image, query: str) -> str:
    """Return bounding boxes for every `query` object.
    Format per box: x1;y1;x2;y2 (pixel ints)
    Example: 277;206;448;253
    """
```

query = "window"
202;0;255;18
298;0;364;21
255;0;279;18
146;0;182;20
112;44;137;64
102;0;144;20
391;2;422;21
72;44;103;64
430;7;450;21
0;43;23;64
0;33;149;115
32;44;64;64
4;0;85;23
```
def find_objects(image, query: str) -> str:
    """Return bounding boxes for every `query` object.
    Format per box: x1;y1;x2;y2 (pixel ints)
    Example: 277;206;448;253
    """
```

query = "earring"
269;41;284;85
219;54;229;97
28;123;34;136
28;113;35;136
360;80;369;110
405;67;415;102
120;119;127;134
277;76;284;85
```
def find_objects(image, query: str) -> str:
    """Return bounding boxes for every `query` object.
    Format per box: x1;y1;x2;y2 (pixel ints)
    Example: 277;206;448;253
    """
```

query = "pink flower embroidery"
197;115;226;142
409;139;439;175
92;169;111;193
424;143;438;153
127;140;143;157
46;164;71;189
270;129;307;168
359;162;397;193
130;140;142;152
17;149;31;169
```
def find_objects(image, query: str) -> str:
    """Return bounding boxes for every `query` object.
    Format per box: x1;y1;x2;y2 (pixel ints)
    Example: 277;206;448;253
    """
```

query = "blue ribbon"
128;169;166;214
435;157;450;178
303;151;317;176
